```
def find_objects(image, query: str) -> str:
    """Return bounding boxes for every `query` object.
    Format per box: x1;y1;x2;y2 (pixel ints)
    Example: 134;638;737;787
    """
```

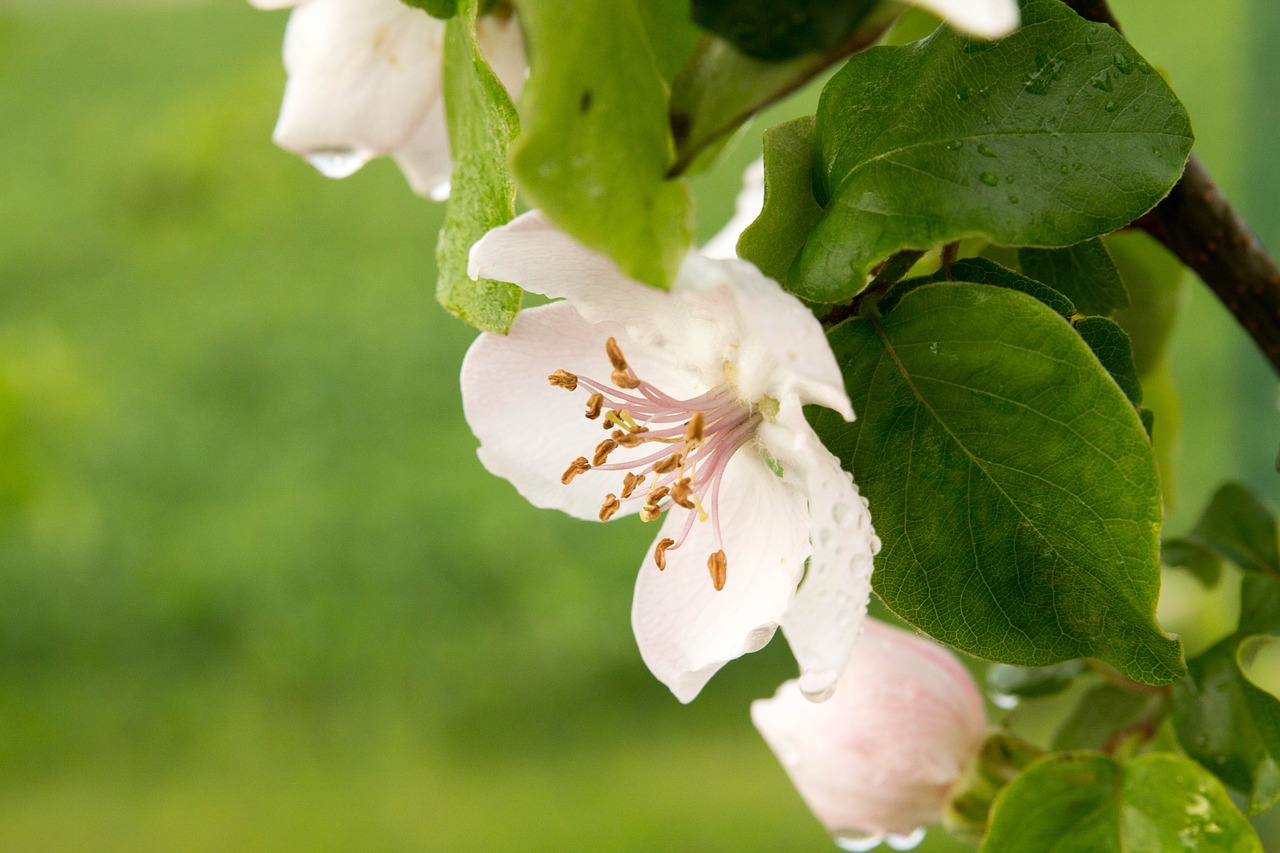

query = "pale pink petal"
752;620;987;839
475;12;528;101
906;0;1020;38
460;302;697;522
702;159;764;260
274;0;444;164
393;97;453;199
776;419;876;701
632;452;810;702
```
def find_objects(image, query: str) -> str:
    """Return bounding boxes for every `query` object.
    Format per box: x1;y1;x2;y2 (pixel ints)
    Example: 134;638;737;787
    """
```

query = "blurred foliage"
0;1;1277;851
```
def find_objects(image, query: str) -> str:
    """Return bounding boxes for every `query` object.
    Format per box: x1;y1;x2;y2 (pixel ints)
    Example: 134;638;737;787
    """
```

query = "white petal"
778;420;876;701
681;253;853;419
392;97;453;198
274;0;444;162
905;0;1020;38
461;302;696;522
702;159;765;260
752;620;987;839
632;452;810;702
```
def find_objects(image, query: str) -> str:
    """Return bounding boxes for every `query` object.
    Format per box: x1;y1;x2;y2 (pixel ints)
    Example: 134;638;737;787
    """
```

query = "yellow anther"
708;550;727;591
593;439;618;466
599;494;621;522
561;457;590;485
585;393;604;420
548;369;578;391
654;538;675;571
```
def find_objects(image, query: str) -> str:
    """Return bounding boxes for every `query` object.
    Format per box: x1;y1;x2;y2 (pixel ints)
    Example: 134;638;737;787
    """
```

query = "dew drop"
929;341;939;354
305;148;373;179
1104;100;1117;112
776;737;803;770
1137;58;1152;74
799;669;838;702
980;172;999;186
1005;174;1015;184
1089;70;1114;93
886;828;927;851
1008;195;1020;204
1113;51;1134;74
990;691;1020;710
869;534;883;556
833;502;854;528
1059;164;1070;174
428;180;451;202
945;139;963;151
834;831;885;852
1132;103;1143;112
956;85;972;101
977;143;997;158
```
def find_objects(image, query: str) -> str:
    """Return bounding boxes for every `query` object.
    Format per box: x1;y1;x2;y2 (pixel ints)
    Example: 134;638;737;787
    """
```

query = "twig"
1063;0;1280;373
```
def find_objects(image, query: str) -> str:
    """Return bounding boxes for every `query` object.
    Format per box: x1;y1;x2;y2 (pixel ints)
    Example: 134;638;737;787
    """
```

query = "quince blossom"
752;619;987;849
250;0;525;198
460;212;878;703
909;0;1020;38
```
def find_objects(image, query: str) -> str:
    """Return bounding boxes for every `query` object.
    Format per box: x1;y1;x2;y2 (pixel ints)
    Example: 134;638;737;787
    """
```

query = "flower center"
548;337;761;591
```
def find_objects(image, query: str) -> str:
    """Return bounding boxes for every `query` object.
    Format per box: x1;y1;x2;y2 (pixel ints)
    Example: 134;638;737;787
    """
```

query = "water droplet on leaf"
978;143;997;158
980;172;999;186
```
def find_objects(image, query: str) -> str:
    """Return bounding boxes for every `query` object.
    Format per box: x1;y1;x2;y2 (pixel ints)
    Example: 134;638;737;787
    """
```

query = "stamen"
599;494;621;522
617;430;648;448
640;504;661;523
548;369;578;391
585;393;604;419
611;368;640;390
621;472;644;499
685;412;704;443
605;337;628;371
652;454;683;475
670;478;695;510
593;439;618;466
647;486;670;505
654;538;675;570
561;457;590;484
708;550;727;591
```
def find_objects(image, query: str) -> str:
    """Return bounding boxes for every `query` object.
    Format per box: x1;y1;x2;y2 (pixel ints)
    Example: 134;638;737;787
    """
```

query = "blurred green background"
0;1;1276;850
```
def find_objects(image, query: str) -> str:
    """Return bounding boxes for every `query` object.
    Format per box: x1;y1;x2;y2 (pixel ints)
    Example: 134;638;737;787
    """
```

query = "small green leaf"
735;117;823;284
1052;682;1161;751
1020;239;1129;316
1185;483;1280;578
818;283;1183;683
435;0;521;332
882;257;1074;317
981;753;1262;852
401;0;457;19
1107;231;1188;375
1073;317;1142;406
512;0;694;289
1173;638;1280;813
986;660;1086;701
794;0;1193;302
689;0;879;60
1162;538;1224;586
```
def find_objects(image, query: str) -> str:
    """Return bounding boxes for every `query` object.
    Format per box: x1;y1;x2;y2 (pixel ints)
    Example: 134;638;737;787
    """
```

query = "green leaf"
1052;682;1161;751
634;0;703;81
689;0;879;60
986;660;1086;701
1173;638;1280;813
512;0;694;289
401;0;457;19
818;283;1183;683
1162;538;1224;587
882;257;1074;317
1107;231;1188;375
435;0;521;332
1241;575;1280;636
1073;317;1142;406
793;0;1193;302
1019;239;1129;316
1185;483;1280;578
735;117;823;284
981;752;1262;852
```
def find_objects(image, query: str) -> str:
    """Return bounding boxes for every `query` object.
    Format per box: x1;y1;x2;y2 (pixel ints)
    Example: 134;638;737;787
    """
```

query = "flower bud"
751;619;986;847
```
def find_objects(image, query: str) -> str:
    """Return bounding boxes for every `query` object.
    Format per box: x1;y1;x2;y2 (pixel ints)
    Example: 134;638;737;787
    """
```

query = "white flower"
752;619;988;848
905;0;1020;38
701;159;764;261
250;0;525;198
460;212;878;702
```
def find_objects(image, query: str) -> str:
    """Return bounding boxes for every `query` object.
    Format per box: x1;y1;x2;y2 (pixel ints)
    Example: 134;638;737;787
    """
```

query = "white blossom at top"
752;618;988;849
250;0;525;198
460;211;879;703
906;0;1020;38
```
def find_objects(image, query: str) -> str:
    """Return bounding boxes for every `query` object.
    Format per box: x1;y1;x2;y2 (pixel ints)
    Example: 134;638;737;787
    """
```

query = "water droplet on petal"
886;828;927;851
834;831;885;852
833;503;854;528
869;534;883;556
305;148;373;179
799;669;838;702
428;180;451;202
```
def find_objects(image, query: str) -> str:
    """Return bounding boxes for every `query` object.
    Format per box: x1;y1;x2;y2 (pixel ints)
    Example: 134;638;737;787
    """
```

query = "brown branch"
1064;0;1280;373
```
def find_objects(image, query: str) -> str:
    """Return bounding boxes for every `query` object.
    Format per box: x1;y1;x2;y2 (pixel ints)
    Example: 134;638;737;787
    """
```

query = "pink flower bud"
751;619;987;846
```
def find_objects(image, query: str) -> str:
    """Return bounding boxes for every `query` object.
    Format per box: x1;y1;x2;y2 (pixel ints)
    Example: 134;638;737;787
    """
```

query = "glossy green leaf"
986;660;1086;701
1185;483;1280;578
512;0;693;289
818;283;1183;683
402;0;456;18
1073;317;1142;406
735;117;823;284
689;0;879;59
635;0;703;81
1108;231;1188;375
981;752;1262;852
1162;538;1224;587
881;257;1074;317
1241;575;1280;636
1173;638;1280;813
1020;239;1129;316
435;0;520;332
1052;682;1162;752
793;0;1193;302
